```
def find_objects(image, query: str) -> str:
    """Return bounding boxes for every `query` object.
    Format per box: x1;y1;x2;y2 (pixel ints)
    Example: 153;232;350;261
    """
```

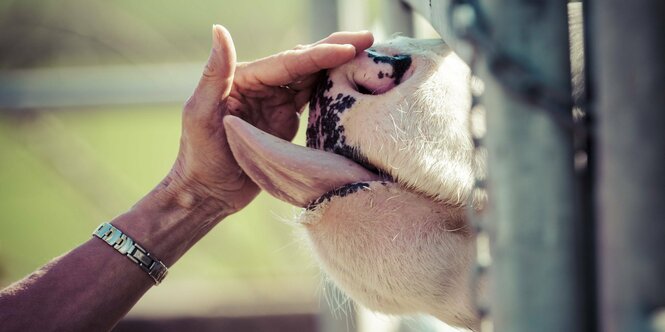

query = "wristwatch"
93;223;168;285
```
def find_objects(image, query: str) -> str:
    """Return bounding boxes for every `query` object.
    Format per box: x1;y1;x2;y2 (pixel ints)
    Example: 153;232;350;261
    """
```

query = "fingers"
237;31;374;89
184;25;236;117
240;44;354;88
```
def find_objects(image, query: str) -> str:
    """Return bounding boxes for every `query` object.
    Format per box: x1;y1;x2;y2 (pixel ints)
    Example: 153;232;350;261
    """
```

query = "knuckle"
328;31;342;39
307;51;322;66
202;62;217;80
280;49;299;58
183;96;198;112
275;51;299;79
282;63;298;81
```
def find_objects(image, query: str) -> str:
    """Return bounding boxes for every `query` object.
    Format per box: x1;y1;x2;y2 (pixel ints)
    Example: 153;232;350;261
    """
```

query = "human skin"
0;25;373;332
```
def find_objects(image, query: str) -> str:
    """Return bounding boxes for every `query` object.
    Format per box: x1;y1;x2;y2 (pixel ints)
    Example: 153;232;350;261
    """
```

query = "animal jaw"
299;181;477;328
224;37;480;329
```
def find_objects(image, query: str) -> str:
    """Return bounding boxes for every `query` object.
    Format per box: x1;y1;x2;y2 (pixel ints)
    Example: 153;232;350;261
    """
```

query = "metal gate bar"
476;1;591;331
591;0;665;331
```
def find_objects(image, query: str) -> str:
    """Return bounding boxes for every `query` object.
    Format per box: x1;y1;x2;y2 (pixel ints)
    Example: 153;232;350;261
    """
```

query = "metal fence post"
591;0;665;331
478;1;591;331
309;0;339;42
381;0;414;37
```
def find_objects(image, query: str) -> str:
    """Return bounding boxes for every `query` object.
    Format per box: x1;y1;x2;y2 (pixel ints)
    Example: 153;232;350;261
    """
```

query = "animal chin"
223;115;387;208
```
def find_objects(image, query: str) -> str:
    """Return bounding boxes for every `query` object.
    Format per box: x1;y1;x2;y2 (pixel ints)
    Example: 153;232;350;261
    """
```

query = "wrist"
164;163;258;214
159;168;234;212
111;175;231;267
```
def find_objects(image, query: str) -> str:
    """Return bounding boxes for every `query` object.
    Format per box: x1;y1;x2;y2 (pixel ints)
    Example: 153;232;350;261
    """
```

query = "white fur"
299;37;480;330
298;182;477;329
342;38;479;206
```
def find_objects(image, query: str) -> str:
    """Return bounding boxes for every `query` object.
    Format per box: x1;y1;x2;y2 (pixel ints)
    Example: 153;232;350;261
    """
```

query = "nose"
347;49;413;95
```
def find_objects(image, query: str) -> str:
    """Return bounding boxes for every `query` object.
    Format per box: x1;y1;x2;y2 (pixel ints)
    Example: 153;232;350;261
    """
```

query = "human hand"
165;25;374;213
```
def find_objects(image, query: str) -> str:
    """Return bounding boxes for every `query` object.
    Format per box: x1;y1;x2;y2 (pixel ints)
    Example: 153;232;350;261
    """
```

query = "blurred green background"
0;0;353;317
0;0;314;68
0;0;442;325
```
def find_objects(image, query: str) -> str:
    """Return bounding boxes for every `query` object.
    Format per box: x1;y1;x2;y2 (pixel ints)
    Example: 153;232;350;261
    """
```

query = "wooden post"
591;0;665;330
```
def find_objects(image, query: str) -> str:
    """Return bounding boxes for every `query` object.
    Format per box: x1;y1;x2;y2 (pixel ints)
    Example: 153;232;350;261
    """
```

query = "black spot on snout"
306;73;355;153
366;50;412;85
307;73;385;176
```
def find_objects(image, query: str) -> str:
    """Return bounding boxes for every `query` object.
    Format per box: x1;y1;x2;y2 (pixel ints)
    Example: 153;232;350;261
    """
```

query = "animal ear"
223;115;381;207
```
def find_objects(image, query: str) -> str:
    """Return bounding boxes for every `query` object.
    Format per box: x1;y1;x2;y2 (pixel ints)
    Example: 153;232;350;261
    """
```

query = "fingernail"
212;24;221;50
341;44;356;55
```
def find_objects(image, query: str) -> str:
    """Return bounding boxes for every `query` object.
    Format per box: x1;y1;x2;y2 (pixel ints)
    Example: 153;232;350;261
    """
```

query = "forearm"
0;177;230;332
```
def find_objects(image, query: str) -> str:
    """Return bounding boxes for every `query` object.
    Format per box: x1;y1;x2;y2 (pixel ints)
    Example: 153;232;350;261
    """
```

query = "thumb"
185;25;237;116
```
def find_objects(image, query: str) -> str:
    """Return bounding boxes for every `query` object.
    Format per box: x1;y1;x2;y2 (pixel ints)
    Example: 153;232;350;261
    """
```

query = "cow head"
225;37;481;329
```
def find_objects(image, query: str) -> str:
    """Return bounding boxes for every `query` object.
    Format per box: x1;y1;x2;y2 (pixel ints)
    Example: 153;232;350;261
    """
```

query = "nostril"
353;80;393;95
350;50;414;96
355;83;374;95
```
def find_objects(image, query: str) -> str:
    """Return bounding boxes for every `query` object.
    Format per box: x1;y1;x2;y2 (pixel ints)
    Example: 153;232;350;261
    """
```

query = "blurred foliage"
0;0;310;68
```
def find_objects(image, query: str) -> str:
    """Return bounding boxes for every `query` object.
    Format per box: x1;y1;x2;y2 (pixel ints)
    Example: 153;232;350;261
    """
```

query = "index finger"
307;31;375;49
236;31;374;89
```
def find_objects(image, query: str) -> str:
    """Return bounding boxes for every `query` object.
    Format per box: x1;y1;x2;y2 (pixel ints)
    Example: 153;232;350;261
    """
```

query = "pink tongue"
223;115;381;207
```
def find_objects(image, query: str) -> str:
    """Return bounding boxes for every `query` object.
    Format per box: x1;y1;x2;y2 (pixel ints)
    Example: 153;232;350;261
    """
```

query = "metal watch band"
92;223;168;285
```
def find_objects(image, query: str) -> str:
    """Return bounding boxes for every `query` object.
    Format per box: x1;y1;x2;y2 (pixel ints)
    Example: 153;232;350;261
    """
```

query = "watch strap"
93;223;168;285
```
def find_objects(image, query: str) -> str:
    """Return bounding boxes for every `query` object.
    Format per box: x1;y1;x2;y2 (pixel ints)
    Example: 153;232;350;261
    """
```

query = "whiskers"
319;277;358;331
